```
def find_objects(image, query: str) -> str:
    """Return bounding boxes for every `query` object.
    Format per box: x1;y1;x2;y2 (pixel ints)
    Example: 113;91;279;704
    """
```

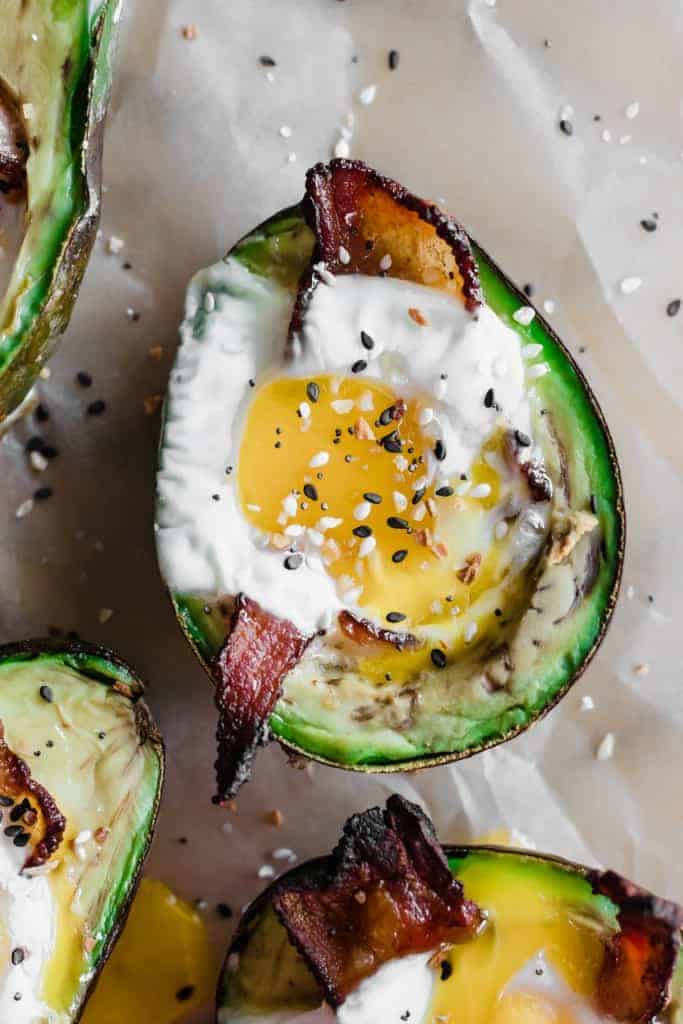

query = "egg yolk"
428;859;605;1024
81;879;215;1024
238;374;505;632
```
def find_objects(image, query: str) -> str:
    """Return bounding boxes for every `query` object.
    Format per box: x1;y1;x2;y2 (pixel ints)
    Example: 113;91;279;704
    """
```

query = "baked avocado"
155;160;624;797
217;798;682;1024
0;0;119;422
0;638;163;1022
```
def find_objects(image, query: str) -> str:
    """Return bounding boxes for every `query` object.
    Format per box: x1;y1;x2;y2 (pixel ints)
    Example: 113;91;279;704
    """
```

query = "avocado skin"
0;637;164;1023
164;203;624;773
0;1;120;422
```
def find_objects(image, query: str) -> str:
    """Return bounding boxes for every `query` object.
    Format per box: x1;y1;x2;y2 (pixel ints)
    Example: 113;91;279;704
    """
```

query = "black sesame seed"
640;218;657;233
435;486;454;497
34;486;53;501
10;948;25;966
212;494;220;502
284;554;303;570
494;608;502;617
590;494;597;514
363;492;382;505
176;985;196;1003
514;430;532;447
666;298;681;317
274;441;281;448
378;406;395;426
484;388;495;409
0;796;13;807
86;399;106;416
4;826;22;837
306;382;320;403
248;378;255;387
303;484;318;501
412;487;426;505
351;359;367;374
76;371;92;388
46;740;54;748
216;903;233;919
386;611;406;623
259;55;276;66
35;404;49;423
387;516;409;530
25;436;44;454
392;549;408;563
39;685;53;703
98;731;106;740
434;440;446;461
431;648;447;669
523;283;534;298
360;330;375;350
388;48;400;70
353;526;372;538
440;959;452;982
42;444;59;460
13;833;29;848
559;119;573;136
381;430;402;453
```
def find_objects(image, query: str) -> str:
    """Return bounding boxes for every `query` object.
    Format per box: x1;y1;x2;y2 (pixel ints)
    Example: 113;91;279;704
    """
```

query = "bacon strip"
272;795;482;1007
587;869;683;1022
338;610;420;651
0;722;65;871
213;595;311;803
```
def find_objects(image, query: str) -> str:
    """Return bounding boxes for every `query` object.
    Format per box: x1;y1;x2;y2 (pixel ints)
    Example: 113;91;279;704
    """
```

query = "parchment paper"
1;2;682;1019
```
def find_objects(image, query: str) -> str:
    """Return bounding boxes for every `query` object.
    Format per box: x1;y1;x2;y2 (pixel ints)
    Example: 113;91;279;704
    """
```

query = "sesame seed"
360;330;375;350
379;253;392;271
353;526;372;538
666;299;681;317
484;388;495;408
353;502;371;521
351;359;367;374
306;382;320;403
284;554;303;570
317;516;343;531
464;622;478;643
34;486;53;502
386;611;406;623
388;49;400;70
297;401;311;419
527;363;549;379
512;306;536;326
412;488;426;505
434;440;447;461
392;549;408;563
39;685;53;703
418;407;434;426
515;430;531;446
522;343;543;358
282;494;298;517
359;83;377;105
11;948;25;966
387;516;409;530
431;649;447;668
176;985;196;1003
303;484;318;501
393;491;408;511
284;524;304;537
435;486;454;497
338;245;351;265
309;451;329;468
596;732;616;761
358;536;376;557
279;124;292;138
332;399;354;414
558;119;573;136
86;399;106;416
363;492;382;504
580;696;595;711
640;218;657;233
619;276;642;295
625;100;640;119
76;371;92;388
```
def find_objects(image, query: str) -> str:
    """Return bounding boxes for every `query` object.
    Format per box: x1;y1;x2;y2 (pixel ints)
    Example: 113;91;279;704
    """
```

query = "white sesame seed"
450;605;462;616
338;245;351;265
98;608;114;625
522;343;543;358
16;498;34;520
393;491;408;512
543;299;556;315
358;536;376;558
527;363;549;379
619;276;642;295
334;137;351;159
317;516;343;531
430;600;443;615
559;103;574;121
298;401;311;419
413;504;426;522
314;262;335;286
596;732;615;761
418;407;434;427
434;378;448;400
265;71;275;83
464;622;478;642
272;847;296;861
282;494;298;518
379;253;392;271
246;503;261;512
287;152;297;163
625;100;640;120
469;483;491;499
106;235;124;255
358;391;374;411
29;450;48;472
258;864;276;879
74;830;93;845
279;124;292;138
204;291;216;313
601;128;612;143
494;520;509;540
284;524;304;537
619;134;631;145
580;695;595;711
626;585;635;599
513;305;536;326
309;451;330;468
353;502;371;521
331;399;354;414
359;84;377;106
307;529;324;547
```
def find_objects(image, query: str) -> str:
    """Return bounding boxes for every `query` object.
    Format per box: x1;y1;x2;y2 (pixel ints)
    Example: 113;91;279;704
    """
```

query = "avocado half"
157;179;624;780
0;0;119;422
217;844;682;1023
0;638;164;1022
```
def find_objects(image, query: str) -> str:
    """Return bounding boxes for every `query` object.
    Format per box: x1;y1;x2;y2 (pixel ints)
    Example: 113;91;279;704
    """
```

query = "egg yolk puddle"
81;879;215;1024
428;857;605;1024
238;375;508;633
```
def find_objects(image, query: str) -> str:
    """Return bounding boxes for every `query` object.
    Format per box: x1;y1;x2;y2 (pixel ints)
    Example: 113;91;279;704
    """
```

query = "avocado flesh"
0;640;163;1023
164;203;623;768
0;0;118;421
219;848;680;1021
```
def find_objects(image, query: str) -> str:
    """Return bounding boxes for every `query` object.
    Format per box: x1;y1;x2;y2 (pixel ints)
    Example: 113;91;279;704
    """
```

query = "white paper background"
1;2;682;1019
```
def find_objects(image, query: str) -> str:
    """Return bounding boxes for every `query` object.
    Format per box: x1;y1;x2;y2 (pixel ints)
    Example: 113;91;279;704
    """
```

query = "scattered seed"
86;399;106;416
284;554;303;570
359;83;377;105
353;526;372;538
379;253;393;271
33;486;53;502
640;218;657;233
39;685;53;703
513;306;535;326
580;695;595;712
596;732;615;761
619;276;642;295
408;307;428;326
666;298;680;317
435;486;454;497
351;359;367;374
386;611;406;623
76;371;92;388
484;388;495;409
431;649;447;669
259;55;276;67
387;516;409;530
558;119;573;136
392;549;408;563
363;492;382;505
388;49;400;70
306;382;320;403
358;536;376;557
360;330;375;350
176;985;196;1002
309;451;329;468
353;501;371;521
434;440;446;461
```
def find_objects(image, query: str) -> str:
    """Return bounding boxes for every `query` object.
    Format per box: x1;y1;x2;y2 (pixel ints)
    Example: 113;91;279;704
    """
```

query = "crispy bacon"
290;158;481;336
338;610;420;651
272;795;482;1007
213;595;311;803
0;82;28;196
587;869;683;1022
0;722;65;871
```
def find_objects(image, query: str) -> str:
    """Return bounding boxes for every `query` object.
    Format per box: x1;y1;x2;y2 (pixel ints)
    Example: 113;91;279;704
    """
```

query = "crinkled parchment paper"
1;1;682;1018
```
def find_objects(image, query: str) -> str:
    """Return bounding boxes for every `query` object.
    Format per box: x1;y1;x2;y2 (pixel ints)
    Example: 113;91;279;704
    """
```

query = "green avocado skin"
0;638;164;1023
168;204;624;771
0;1;120;422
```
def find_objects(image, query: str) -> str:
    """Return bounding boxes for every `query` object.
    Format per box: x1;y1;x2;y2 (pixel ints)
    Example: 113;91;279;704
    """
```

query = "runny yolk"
237;374;504;630
428;858;605;1024
81;879;215;1024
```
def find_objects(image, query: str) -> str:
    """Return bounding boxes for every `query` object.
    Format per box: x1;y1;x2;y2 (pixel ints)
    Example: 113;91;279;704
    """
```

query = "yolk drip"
238;375;505;630
428;859;605;1024
81;879;215;1024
